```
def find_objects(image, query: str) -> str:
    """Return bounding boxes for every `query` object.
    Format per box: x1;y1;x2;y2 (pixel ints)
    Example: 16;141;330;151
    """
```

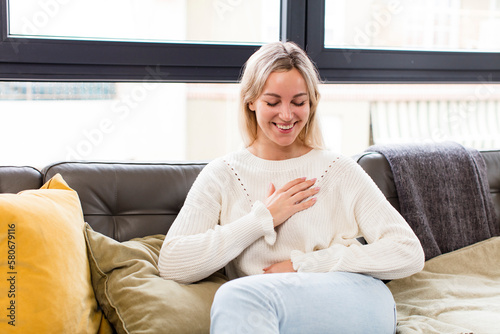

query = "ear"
248;101;255;111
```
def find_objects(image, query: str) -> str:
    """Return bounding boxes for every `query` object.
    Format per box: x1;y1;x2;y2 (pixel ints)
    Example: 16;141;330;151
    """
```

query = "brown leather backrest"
483;151;500;230
3;150;498;242
356;150;500;233
0;166;43;193
42;161;206;241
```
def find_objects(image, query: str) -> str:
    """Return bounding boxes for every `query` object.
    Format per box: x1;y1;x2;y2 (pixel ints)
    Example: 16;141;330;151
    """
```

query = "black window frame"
0;0;304;82
1;0;500;83
307;1;500;83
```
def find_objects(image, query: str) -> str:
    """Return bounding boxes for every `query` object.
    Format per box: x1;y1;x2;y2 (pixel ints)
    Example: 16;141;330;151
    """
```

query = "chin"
272;139;299;148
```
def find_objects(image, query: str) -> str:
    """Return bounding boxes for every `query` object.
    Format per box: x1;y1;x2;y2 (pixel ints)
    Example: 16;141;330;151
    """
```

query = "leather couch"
2;151;498;242
356;149;500;232
1;150;499;333
356;149;500;333
0;161;206;241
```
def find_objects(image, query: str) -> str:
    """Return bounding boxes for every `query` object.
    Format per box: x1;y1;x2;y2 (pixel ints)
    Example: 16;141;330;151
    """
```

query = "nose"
279;105;293;122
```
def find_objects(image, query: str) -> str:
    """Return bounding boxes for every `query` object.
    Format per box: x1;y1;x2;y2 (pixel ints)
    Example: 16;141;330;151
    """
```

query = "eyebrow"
263;92;308;99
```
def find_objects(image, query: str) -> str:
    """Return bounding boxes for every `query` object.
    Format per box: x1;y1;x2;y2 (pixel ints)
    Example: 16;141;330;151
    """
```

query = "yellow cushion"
0;174;112;334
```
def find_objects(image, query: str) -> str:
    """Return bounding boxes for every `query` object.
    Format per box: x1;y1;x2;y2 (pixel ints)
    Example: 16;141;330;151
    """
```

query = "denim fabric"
210;271;396;334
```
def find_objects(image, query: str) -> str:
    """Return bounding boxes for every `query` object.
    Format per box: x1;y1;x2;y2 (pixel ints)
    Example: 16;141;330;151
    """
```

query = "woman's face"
249;68;310;151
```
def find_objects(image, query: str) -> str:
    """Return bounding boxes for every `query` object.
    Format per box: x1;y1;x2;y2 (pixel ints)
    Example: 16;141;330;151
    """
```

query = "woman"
158;41;424;333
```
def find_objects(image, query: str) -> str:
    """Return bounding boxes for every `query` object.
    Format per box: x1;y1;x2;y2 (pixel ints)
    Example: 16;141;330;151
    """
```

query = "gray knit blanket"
367;142;498;261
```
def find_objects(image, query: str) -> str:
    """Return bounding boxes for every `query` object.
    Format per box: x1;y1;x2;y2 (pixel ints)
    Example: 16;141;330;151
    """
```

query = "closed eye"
266;102;279;107
293;101;306;107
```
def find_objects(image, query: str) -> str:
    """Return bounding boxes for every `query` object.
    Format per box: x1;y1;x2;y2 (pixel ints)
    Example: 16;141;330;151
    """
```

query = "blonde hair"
239;41;324;149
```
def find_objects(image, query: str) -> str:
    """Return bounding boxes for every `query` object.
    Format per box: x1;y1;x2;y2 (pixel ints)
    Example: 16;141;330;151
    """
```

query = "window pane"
2;82;499;168
8;0;280;44
325;0;500;52
318;83;500;151
0;82;242;168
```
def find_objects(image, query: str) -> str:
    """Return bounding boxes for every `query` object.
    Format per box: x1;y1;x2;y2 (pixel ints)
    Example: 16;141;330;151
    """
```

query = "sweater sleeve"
158;160;276;284
290;159;425;280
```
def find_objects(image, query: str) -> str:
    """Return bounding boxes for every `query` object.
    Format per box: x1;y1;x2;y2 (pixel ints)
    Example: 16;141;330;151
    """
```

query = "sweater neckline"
238;148;321;171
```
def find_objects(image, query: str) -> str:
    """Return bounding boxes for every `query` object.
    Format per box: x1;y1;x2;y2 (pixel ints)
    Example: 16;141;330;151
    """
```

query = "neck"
248;141;312;161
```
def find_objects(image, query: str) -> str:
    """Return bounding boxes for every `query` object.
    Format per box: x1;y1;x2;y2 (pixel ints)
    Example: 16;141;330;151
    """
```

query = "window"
0;0;287;166
367;83;500;149
0;0;284;82
324;0;500;52
307;0;500;82
8;0;280;45
2;0;500;82
1;0;499;167
3;81;498;168
0;82;242;167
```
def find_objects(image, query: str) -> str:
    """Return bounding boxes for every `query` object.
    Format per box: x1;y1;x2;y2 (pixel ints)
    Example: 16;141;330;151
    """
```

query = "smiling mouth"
275;123;295;130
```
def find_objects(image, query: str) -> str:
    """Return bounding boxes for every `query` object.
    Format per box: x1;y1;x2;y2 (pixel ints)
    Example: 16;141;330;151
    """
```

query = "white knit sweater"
158;149;424;284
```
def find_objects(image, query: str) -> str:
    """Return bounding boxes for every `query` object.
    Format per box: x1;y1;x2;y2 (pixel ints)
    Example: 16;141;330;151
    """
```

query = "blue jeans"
210;272;396;334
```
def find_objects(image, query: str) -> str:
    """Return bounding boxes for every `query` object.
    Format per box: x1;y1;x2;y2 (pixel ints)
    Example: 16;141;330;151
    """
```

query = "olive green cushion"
84;224;228;334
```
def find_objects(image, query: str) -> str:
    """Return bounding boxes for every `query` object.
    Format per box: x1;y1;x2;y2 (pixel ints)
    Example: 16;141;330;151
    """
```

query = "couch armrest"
0;166;43;193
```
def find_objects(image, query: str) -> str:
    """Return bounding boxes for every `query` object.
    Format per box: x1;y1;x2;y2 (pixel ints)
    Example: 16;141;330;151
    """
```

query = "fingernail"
311;178;317;182
314;187;320;191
